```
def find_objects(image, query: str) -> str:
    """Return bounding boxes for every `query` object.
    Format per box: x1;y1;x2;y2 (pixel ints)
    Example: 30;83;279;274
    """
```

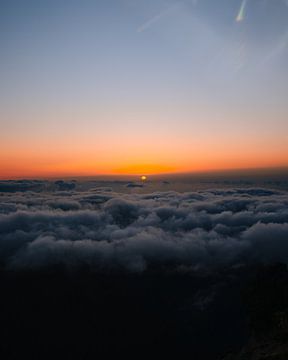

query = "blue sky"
1;0;288;177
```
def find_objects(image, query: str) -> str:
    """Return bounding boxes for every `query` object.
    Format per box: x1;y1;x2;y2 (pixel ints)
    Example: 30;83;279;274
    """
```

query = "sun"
140;175;147;181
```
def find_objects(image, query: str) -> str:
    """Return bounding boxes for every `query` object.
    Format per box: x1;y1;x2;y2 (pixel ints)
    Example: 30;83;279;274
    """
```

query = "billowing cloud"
0;184;288;272
0;180;46;192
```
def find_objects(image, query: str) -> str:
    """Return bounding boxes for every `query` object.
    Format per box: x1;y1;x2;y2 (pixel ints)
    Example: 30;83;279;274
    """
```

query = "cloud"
0;180;46;192
0;183;288;272
54;180;76;191
126;182;144;188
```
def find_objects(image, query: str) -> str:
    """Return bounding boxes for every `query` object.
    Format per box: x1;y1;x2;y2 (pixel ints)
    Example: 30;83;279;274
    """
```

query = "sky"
0;0;288;178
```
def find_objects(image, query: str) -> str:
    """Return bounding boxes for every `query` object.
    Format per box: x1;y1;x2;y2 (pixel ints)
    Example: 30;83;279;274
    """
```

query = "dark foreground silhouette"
0;264;287;359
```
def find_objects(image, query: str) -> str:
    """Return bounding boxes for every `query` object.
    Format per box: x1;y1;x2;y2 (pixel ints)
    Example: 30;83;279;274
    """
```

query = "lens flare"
236;0;247;22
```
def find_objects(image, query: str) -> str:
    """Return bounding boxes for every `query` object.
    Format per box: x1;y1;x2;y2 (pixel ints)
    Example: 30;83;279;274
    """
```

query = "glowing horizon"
1;158;288;180
1;1;288;179
1;112;288;179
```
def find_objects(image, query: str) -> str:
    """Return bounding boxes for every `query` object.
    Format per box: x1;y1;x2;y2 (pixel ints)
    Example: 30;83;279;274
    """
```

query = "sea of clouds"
0;180;288;272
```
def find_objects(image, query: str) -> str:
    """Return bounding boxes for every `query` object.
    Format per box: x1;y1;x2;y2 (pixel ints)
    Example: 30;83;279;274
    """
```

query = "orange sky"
1;128;287;179
1;106;287;179
1;0;288;179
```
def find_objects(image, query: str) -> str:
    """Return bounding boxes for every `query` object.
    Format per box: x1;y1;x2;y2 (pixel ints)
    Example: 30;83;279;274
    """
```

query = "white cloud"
0;184;288;272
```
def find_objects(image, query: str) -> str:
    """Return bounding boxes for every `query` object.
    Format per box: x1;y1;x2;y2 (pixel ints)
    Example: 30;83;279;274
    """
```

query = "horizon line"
1;165;288;181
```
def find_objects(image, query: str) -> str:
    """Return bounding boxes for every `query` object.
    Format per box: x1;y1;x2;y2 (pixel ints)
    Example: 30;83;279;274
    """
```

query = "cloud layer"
0;183;288;272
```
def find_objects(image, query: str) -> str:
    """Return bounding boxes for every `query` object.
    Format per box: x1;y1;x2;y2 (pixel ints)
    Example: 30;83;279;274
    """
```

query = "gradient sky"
1;0;288;178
